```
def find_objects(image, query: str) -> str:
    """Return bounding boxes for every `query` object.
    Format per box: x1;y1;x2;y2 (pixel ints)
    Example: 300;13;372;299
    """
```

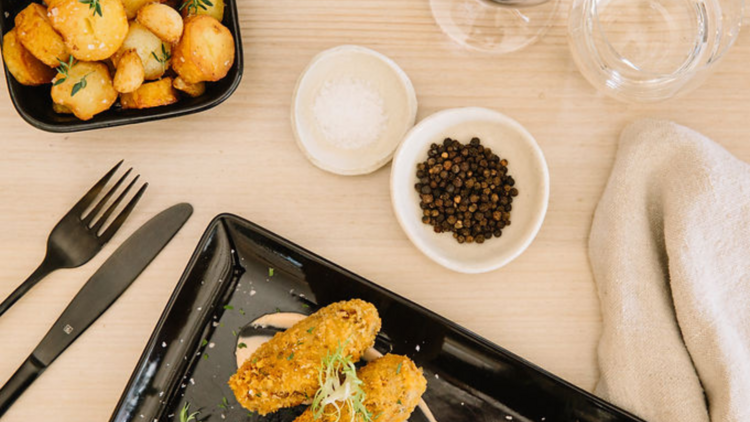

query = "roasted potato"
51;61;117;120
113;49;144;93
172;76;204;97
120;77;178;109
136;3;183;44
114;22;171;80
172;15;233;84
179;0;223;22
52;102;73;113
121;0;155;19
2;28;56;86
14;3;69;67
48;0;128;61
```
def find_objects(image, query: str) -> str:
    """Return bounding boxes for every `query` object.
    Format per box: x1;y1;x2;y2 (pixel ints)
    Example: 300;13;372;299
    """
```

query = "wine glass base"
430;0;560;54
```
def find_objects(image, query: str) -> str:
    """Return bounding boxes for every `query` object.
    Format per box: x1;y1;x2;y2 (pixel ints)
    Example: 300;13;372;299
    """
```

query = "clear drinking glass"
430;0;561;54
568;0;744;103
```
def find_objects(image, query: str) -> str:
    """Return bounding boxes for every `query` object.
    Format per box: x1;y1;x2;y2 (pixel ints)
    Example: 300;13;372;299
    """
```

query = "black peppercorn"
414;137;518;244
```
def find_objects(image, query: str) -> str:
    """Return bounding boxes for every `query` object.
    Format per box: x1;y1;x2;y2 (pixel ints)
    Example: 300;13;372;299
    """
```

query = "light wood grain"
1;1;749;420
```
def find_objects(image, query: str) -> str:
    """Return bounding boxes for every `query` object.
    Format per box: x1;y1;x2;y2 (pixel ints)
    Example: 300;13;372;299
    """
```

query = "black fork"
0;161;148;318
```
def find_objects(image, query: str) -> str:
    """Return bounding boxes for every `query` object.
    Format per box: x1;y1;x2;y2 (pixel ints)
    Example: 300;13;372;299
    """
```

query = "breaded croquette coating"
294;354;427;422
229;299;381;415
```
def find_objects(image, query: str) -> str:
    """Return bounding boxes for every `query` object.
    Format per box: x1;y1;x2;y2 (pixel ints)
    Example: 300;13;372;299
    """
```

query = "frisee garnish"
78;0;102;17
179;0;213;15
311;342;373;422
54;56;75;86
179;402;200;422
151;43;171;71
71;72;93;97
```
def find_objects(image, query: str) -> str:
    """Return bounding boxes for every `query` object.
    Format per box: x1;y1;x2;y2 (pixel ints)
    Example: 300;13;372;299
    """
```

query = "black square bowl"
0;0;243;133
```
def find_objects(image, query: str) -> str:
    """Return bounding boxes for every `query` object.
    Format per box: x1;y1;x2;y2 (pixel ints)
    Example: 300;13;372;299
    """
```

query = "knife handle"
0;356;45;417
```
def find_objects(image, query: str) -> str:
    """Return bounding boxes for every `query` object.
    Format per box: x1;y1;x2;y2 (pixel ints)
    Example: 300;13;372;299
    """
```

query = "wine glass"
430;0;561;54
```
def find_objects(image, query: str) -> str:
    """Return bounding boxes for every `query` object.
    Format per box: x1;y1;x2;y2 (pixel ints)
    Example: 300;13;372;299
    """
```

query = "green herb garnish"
232;330;237;337
311;342;372;422
71;72;92;97
396;362;402;374
53;56;75;86
223;305;234;310
274;307;281;313
307;327;315;334
302;303;310;309
287;352;294;361
179;402;200;422
203;353;209;360
78;0;102;17
239;308;246;315
179;0;213;15
268;268;275;277
238;342;247;349
217;397;229;409
150;43;171;71
201;339;208;347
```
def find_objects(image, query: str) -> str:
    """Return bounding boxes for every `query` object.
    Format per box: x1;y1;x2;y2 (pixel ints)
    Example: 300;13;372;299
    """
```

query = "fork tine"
71;160;124;215
98;183;148;243
82;167;132;225
91;175;140;234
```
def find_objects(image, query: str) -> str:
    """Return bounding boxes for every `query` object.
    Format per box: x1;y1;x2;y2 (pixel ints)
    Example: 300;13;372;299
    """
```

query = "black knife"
0;203;193;417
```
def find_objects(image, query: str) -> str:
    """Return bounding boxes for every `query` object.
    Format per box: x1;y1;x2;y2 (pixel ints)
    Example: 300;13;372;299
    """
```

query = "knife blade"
0;203;193;417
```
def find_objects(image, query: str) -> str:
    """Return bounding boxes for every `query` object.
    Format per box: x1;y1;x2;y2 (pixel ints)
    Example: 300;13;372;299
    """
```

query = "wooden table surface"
1;1;750;420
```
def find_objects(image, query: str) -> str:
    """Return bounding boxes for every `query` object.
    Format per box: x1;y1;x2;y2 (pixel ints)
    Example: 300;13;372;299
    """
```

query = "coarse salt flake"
313;77;388;150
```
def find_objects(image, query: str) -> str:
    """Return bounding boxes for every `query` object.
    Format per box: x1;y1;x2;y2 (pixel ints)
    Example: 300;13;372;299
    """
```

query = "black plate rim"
0;0;244;133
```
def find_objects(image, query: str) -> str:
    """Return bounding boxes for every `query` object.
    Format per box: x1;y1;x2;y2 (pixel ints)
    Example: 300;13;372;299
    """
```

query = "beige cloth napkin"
589;119;750;422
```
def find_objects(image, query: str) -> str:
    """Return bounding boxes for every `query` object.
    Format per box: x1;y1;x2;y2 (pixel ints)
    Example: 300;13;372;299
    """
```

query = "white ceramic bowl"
291;45;418;176
390;107;549;274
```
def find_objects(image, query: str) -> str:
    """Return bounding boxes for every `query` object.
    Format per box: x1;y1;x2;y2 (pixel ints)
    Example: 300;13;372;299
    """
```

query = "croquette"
293;354;427;422
229;299;381;415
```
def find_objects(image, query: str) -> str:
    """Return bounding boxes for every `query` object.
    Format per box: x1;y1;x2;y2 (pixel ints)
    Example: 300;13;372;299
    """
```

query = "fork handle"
0;260;57;318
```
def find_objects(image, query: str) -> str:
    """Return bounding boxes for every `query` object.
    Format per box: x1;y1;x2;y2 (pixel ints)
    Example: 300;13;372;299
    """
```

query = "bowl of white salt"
291;45;418;176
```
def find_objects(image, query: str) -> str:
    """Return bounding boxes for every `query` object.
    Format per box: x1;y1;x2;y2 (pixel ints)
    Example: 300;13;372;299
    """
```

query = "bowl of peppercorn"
390;107;549;273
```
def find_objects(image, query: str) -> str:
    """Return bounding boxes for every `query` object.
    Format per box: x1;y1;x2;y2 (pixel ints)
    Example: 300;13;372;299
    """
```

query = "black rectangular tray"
109;214;645;422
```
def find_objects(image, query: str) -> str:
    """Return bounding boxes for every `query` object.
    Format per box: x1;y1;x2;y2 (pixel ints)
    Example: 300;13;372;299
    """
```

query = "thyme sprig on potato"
179;0;213;15
79;0;103;17
53;56;75;86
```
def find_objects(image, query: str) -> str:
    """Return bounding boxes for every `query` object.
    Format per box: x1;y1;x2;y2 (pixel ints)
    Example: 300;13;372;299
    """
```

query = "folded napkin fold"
589;119;750;422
